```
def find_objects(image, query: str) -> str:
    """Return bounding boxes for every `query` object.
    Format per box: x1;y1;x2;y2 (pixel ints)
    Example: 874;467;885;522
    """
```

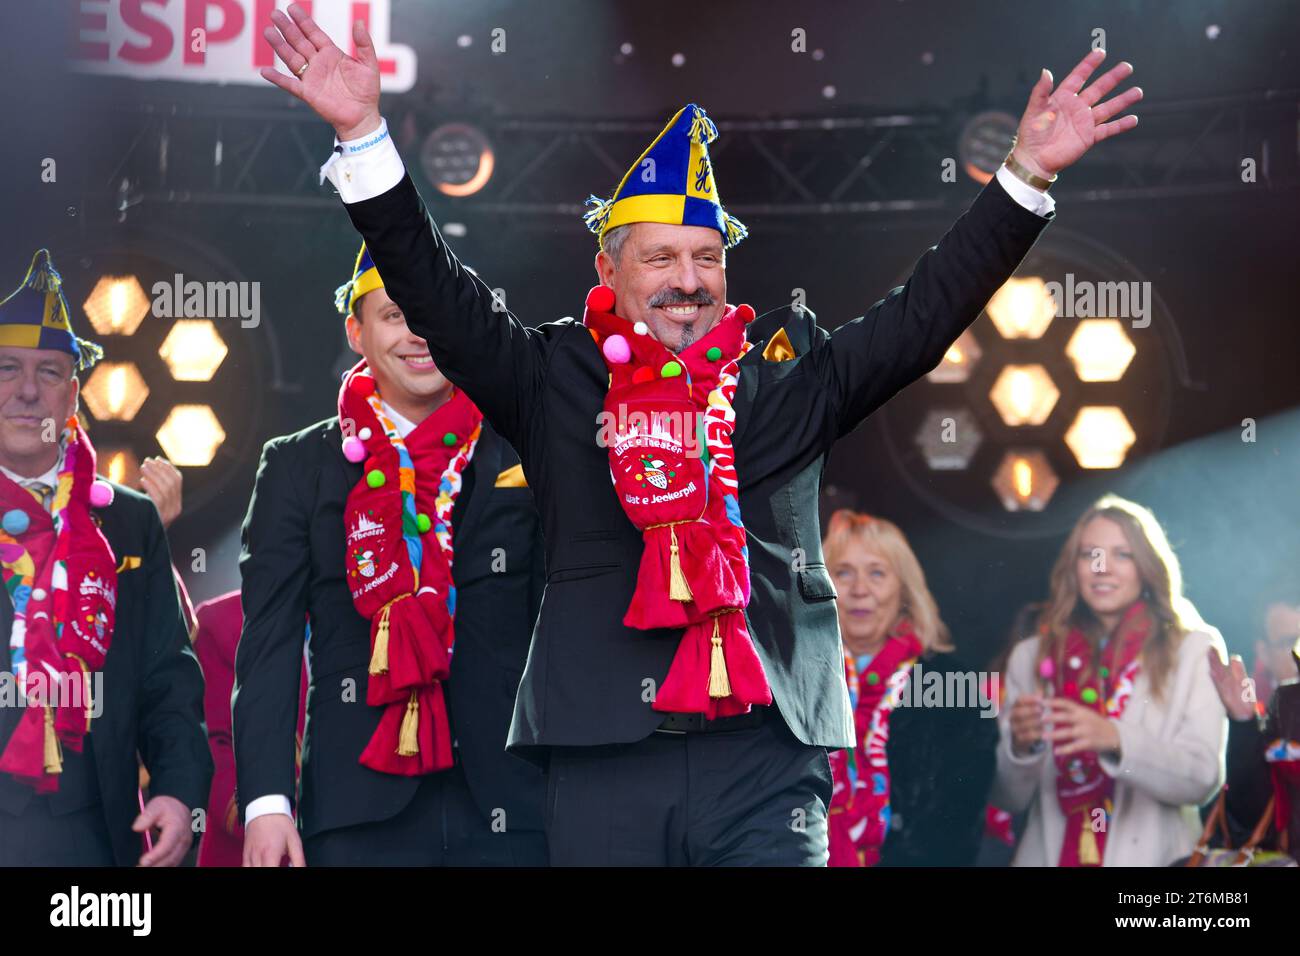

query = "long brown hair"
822;509;952;652
1039;495;1206;700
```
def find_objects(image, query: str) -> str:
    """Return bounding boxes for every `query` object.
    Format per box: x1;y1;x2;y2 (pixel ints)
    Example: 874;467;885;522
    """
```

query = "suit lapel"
733;307;790;448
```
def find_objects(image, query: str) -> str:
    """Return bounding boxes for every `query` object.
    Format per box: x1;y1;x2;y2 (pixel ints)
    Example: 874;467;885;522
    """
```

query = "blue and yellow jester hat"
334;243;385;315
583;103;748;252
0;249;102;371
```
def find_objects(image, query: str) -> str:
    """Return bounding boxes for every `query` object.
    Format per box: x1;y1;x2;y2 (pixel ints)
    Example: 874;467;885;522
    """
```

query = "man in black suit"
261;4;1142;864
0;249;210;866
233;244;547;866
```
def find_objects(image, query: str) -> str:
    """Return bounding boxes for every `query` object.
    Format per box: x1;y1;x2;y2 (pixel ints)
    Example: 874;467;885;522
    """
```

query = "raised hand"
1206;646;1258;721
1013;48;1143;180
260;2;381;141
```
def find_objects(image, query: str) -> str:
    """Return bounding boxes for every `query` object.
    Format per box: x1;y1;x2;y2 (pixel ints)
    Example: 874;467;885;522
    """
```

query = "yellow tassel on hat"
369;602;394;675
668;525;693;602
396;690;420;757
688;106;718;145
723;211;749;249
1078;815;1101;865
44;705;62;775
708;616;732;699
583;195;614;238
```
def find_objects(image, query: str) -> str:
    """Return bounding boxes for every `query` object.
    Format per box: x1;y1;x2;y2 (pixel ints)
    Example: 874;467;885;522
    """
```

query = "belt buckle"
656;712;705;734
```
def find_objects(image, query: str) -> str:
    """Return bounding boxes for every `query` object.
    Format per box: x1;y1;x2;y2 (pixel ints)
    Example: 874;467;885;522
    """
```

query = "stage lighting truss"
74;89;1297;218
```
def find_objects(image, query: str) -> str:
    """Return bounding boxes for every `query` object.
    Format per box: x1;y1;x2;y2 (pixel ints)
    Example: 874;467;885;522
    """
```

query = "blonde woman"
992;495;1228;866
823;510;996;866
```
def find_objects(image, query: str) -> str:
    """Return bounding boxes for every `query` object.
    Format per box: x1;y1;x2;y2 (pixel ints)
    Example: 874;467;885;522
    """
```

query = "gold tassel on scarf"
708;616;732;699
69;655;92;732
396;690;420;756
43;704;62;775
1078;814;1101;865
668;524;693;602
369;601;395;675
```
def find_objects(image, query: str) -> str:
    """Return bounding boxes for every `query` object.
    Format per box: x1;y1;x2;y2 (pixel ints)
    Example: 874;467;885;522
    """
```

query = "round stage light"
420;124;495;198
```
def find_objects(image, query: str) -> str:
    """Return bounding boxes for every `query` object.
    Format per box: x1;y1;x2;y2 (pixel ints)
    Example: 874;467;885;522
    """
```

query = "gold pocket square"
115;555;142;573
762;328;796;363
495;464;528;488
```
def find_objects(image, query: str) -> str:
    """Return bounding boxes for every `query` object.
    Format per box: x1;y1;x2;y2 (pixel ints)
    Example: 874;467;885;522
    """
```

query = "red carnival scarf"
0;418;117;792
828;619;923;866
584;285;771;719
338;361;482;775
1043;599;1151;866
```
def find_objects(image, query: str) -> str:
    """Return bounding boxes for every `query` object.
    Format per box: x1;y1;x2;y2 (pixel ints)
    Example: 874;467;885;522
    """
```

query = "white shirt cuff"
995;163;1056;218
320;117;407;204
245;794;293;826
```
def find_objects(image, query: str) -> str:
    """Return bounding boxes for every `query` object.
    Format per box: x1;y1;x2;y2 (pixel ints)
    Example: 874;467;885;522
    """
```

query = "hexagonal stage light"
81;361;149;422
82;276;151;336
1066;319;1136;382
159;320;228;382
96;447;141;486
986;276;1056;340
156;405;226;467
1065;406;1136;469
926;329;983;384
991;449;1060;512
989;364;1059;427
914;408;983;470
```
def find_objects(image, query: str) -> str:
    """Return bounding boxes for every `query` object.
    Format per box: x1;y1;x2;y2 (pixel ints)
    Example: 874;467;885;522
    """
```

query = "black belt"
655;707;766;735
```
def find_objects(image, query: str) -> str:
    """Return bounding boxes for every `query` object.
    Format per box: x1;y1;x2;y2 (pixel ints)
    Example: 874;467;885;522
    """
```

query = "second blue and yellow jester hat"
583;103;748;252
0;249;103;371
334;243;384;316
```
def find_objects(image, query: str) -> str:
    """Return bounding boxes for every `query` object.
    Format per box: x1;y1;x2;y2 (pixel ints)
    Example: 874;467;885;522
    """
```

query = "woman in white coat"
991;495;1227;866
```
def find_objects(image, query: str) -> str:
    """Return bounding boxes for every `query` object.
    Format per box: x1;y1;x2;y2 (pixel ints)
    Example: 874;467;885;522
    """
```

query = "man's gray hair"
600;224;633;265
